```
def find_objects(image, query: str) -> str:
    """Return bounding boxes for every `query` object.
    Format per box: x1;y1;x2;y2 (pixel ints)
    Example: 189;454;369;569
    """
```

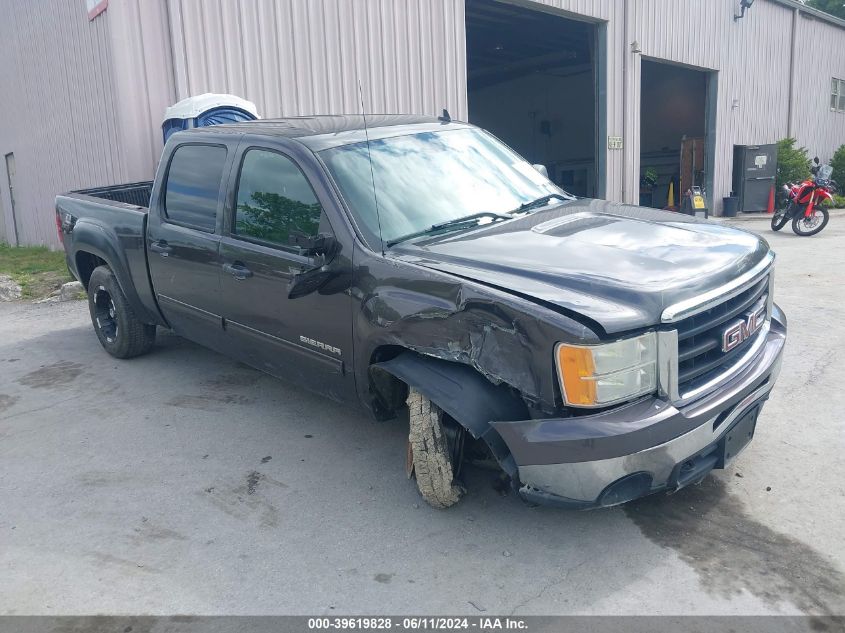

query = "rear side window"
234;149;323;247
164;144;227;231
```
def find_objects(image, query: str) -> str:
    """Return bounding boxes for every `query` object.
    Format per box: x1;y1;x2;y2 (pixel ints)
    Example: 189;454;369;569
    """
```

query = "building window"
832;78;845;113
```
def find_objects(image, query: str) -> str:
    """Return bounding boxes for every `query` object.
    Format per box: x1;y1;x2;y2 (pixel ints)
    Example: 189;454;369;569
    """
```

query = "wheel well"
75;251;107;289
368;345;411;418
369;350;527;482
368;347;529;427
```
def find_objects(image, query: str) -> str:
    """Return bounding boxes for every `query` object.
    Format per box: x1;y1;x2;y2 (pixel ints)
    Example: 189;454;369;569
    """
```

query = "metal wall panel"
792;13;845;163
166;0;467;121
107;0;175;182
527;0;798;208
3;0;845;246
0;0;125;246
109;0;845;213
626;0;794;212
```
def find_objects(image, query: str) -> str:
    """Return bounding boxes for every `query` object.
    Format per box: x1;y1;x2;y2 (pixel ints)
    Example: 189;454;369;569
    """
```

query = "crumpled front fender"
371;352;528;479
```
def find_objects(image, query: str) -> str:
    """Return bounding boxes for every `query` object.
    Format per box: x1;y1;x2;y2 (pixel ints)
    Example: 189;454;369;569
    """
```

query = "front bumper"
492;305;787;509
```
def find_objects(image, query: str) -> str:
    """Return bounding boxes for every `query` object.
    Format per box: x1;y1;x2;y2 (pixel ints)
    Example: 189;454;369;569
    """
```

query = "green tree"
830;144;845;189
806;0;845;20
776;138;811;191
236;192;322;245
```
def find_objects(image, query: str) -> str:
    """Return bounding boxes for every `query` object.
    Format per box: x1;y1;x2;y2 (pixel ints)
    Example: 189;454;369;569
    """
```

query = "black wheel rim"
93;286;119;343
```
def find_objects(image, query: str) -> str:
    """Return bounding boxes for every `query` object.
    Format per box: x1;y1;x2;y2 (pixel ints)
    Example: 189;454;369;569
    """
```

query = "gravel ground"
0;217;843;616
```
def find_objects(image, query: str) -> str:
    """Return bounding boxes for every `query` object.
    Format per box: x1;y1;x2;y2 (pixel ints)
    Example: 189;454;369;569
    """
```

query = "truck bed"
56;182;164;326
71;181;153;208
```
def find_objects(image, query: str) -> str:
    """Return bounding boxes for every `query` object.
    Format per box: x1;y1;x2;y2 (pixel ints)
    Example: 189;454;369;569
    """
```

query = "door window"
164;144;228;231
234;149;323;247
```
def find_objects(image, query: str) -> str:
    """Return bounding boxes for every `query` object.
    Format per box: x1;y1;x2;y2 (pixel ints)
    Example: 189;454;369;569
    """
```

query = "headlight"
555;332;657;408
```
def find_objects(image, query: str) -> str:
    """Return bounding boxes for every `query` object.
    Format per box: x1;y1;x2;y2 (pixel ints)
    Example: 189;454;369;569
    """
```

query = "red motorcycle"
772;158;837;236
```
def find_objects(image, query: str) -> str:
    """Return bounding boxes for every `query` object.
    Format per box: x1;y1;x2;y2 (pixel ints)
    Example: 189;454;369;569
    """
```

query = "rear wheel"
87;266;156;358
791;208;829;236
770;209;789;231
406;387;466;508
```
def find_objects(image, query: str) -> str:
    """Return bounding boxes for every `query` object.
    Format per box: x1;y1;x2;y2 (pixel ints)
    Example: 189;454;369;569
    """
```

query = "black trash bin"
722;196;739;217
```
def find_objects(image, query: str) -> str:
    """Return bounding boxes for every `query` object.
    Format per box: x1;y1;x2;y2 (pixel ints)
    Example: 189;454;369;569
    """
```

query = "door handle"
223;262;253;280
149;240;172;257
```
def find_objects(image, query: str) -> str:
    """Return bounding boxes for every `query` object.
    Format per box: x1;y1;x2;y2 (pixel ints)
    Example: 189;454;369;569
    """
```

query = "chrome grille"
675;275;769;394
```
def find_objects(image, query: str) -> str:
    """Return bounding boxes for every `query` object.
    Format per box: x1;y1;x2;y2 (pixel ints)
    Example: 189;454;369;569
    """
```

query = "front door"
218;146;353;401
147;142;231;351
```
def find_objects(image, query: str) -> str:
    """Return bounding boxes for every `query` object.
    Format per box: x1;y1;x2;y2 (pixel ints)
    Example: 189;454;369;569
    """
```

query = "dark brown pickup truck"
56;115;786;510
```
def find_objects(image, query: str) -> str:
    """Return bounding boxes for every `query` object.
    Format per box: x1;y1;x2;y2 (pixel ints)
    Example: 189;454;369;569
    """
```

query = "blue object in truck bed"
162;93;258;143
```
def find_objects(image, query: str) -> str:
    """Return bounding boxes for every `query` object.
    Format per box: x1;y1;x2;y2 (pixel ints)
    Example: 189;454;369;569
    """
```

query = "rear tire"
407;387;465;509
87;265;156;359
791;208;829;236
770;209;789;231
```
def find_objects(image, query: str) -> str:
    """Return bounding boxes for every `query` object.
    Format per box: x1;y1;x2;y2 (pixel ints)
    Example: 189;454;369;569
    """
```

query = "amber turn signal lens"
555;333;657;408
557;345;597;406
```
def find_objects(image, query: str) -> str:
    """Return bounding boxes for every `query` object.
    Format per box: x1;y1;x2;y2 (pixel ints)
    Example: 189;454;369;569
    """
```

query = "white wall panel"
165;0;467;122
108;0;176;182
530;0;806;210
3;0;845;245
0;0;125;246
623;0;795;210
792;13;845;163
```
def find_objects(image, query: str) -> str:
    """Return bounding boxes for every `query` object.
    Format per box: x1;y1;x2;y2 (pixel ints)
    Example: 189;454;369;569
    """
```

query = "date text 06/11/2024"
307;617;528;631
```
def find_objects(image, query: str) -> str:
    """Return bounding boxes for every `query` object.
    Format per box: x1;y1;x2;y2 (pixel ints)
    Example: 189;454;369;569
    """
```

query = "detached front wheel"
407;387;466;509
87;265;156;358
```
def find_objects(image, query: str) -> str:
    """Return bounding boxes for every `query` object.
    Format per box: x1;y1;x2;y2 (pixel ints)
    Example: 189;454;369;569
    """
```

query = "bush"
807;0;845;20
776;138;811;191
831;144;845;189
831;194;845;209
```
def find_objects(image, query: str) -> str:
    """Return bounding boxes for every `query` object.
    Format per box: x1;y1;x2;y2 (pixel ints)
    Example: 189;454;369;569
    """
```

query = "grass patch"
0;243;73;299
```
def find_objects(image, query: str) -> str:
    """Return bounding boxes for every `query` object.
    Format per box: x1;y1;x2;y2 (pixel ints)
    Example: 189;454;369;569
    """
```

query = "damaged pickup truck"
56;115;786;509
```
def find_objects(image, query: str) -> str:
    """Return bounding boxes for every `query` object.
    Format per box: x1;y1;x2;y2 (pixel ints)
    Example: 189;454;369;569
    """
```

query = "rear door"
147;142;233;351
217;144;354;401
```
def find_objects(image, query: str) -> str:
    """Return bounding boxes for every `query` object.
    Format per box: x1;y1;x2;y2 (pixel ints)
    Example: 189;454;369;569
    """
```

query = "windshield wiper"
386;212;510;248
430;211;511;230
510;193;571;214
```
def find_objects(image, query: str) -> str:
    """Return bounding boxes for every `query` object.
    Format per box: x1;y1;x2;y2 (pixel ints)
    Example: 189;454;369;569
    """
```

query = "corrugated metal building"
1;0;844;246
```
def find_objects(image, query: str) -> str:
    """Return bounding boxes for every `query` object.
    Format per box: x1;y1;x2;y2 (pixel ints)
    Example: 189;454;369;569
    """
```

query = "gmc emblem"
722;303;766;353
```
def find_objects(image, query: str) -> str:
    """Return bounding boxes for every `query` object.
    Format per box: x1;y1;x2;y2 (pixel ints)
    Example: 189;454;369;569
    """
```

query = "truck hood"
388;198;771;334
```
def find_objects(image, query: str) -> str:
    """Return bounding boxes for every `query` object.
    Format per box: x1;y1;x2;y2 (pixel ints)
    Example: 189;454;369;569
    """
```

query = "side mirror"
289;231;338;258
288;264;337;299
287;233;344;299
814;156;820;165
532;164;549;179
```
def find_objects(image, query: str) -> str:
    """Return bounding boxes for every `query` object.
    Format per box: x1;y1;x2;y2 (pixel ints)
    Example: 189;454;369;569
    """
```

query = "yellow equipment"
681;186;708;218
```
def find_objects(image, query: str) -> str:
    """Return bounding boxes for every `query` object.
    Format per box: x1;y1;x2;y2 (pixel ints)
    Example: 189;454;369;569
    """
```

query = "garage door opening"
465;0;599;198
639;60;714;211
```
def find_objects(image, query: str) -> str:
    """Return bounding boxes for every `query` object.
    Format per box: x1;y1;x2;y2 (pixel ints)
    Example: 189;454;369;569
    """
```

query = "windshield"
817;164;833;181
320;128;566;247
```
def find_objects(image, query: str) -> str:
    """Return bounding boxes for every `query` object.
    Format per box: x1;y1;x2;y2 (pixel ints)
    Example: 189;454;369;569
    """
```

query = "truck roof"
173;114;473;151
